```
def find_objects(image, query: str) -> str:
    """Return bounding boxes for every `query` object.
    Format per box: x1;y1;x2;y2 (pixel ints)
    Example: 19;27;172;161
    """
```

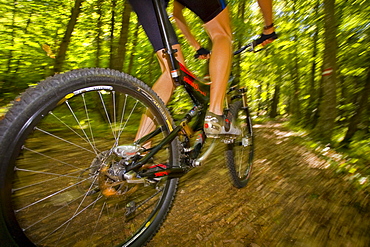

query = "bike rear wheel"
0;68;179;246
225;101;254;188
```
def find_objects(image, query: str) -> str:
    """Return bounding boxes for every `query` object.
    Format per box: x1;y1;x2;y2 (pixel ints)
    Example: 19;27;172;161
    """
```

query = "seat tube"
152;0;180;82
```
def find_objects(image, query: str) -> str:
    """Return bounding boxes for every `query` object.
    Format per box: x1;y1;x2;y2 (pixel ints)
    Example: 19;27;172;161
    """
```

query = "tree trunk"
341;66;370;145
127;23;140;75
53;0;84;73
364;102;370;135
256;84;263;115
6;0;17;75
110;1;131;71
269;82;280;118
314;0;338;143
290;1;301;121
305;1;320;128
109;0;117;68
232;0;246;86
95;0;103;67
13;12;33;75
2;2;34;97
269;53;281;118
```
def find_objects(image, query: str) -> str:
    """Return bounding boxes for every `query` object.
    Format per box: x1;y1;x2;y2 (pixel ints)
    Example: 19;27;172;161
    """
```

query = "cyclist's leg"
204;7;232;116
135;44;185;143
129;0;186;142
128;0;178;52
201;8;239;137
152;44;185;105
177;0;232;116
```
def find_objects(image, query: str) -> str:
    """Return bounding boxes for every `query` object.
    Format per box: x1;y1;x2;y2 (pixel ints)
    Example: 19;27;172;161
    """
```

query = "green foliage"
0;0;369;182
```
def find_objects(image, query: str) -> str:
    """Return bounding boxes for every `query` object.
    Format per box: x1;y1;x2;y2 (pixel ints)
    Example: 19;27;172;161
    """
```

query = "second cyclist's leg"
203;7;240;137
205;7;232;115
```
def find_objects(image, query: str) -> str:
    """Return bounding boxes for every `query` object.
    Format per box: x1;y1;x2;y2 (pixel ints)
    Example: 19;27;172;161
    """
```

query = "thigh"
176;0;227;23
129;0;178;51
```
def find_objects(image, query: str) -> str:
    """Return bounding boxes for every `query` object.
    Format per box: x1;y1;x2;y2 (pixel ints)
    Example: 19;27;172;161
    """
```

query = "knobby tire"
0;68;179;247
225;101;254;188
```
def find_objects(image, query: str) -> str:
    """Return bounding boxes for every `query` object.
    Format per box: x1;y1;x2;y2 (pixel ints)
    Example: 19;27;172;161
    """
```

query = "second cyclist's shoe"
204;111;241;138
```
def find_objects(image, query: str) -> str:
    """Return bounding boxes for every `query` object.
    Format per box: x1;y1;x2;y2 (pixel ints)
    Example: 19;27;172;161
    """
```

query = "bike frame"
127;0;248;177
126;0;209;173
152;0;210;108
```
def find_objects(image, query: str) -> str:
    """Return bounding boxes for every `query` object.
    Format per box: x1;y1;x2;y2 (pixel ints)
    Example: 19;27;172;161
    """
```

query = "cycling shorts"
176;0;227;23
128;0;227;51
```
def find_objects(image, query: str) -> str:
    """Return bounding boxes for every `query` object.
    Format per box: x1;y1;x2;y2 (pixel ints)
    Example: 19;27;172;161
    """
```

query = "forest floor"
147;121;370;247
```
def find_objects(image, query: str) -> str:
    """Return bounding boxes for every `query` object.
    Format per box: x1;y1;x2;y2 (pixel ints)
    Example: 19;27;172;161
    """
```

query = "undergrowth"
255;116;370;192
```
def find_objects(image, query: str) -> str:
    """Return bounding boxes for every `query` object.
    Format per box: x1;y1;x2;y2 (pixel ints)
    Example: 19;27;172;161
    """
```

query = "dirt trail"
147;122;370;247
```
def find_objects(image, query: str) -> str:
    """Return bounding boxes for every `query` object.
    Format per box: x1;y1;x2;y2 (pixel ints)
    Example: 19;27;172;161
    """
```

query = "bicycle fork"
225;85;249;109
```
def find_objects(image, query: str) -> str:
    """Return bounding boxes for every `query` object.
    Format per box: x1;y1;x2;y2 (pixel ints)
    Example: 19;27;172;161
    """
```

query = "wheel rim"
233;108;253;180
226;101;254;187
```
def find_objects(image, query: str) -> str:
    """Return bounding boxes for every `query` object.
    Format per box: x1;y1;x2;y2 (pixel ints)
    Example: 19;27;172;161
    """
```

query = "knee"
210;31;232;45
204;8;232;43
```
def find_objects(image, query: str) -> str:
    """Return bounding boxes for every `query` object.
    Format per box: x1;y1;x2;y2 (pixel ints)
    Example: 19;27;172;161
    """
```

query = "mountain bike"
0;0;277;246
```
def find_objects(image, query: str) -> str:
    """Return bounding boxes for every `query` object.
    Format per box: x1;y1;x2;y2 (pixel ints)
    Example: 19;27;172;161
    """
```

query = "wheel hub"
88;151;139;198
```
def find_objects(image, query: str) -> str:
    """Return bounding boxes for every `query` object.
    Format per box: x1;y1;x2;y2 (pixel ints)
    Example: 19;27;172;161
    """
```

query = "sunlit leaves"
0;0;369;138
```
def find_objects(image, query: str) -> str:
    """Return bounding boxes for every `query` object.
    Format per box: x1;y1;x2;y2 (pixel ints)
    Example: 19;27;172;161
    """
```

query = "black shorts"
176;0;227;23
128;0;227;51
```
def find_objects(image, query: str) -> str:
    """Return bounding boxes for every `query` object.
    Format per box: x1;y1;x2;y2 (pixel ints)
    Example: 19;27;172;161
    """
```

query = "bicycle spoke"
13;165;94;191
91;200;107;239
37;194;104;245
14;176;91;213
65;101;100;155
116;98;139;146
34;127;95;154
23;193;86;231
14;167;83;179
48;111;100;154
98;91;117;141
129;186;164;216
82;94;97;151
55;175;101;244
21;146;80;169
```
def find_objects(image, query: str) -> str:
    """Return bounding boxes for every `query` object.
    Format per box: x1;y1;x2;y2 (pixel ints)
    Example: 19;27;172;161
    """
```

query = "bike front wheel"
225;101;254;188
0;68;179;246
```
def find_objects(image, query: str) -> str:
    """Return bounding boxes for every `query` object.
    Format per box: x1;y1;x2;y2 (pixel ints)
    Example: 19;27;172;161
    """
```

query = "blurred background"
0;0;369;192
